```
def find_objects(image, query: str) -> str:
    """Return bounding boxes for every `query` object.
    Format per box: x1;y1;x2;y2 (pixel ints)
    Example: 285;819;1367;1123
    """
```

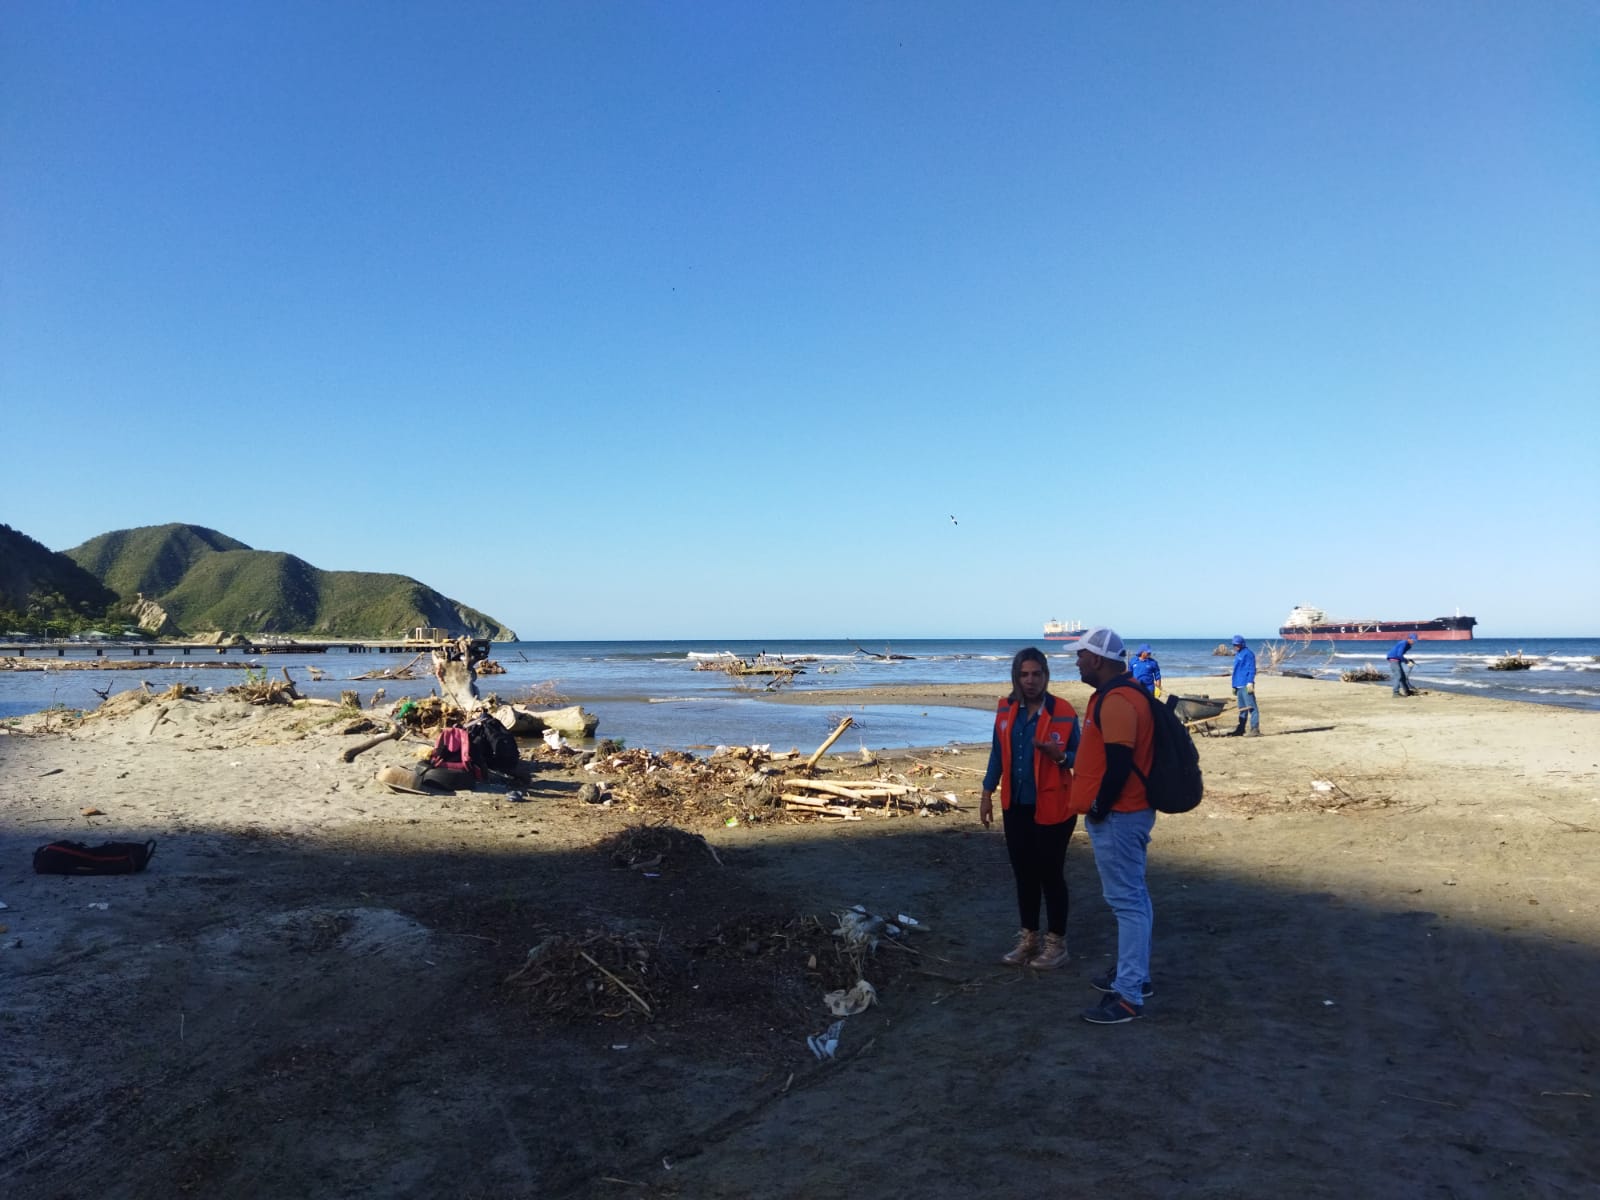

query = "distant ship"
1278;605;1477;642
1043;619;1084;642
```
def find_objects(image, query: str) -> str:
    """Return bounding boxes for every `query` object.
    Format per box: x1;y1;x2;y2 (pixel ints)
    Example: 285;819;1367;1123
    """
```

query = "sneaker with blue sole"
1090;970;1153;999
1081;992;1143;1024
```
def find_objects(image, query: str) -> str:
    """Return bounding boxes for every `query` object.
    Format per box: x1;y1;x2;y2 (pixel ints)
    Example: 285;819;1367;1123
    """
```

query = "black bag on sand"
33;840;157;876
467;716;521;774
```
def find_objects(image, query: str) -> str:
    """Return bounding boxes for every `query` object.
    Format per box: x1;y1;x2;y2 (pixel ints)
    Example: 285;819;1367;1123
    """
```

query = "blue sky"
3;2;1596;639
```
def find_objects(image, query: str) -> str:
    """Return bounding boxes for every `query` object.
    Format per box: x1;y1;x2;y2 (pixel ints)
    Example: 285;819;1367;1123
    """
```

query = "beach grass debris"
1488;651;1537;671
1340;665;1386;683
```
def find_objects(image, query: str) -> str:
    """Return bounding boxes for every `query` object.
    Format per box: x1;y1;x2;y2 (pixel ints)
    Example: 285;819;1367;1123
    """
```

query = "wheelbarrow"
1171;695;1228;725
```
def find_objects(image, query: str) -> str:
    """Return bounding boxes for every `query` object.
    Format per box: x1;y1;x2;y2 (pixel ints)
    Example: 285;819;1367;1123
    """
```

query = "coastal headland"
1;675;1595;1197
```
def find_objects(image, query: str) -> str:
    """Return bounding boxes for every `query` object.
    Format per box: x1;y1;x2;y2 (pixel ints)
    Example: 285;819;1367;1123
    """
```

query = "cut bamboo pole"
786;779;913;798
803;716;854;772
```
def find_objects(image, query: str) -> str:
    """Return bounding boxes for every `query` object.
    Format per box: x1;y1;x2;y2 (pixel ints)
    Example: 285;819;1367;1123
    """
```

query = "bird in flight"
949;515;958;525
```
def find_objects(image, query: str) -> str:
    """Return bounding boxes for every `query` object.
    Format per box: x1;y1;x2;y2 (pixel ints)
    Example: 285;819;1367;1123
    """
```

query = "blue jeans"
1234;685;1258;729
1390;659;1412;695
1087;807;1156;1006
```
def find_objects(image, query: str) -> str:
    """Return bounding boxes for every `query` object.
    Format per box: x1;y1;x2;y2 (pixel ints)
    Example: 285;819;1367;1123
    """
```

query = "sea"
2;637;1596;752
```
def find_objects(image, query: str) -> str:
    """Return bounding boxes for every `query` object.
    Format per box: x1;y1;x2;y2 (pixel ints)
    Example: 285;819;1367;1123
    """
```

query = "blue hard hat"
1231;635;1245;645
1137;644;1152;654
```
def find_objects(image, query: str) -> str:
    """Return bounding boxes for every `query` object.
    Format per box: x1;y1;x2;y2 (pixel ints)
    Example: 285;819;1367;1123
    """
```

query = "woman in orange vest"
979;647;1080;969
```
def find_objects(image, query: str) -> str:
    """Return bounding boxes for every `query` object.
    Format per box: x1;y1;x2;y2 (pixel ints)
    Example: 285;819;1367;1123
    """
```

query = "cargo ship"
1043;619;1084;642
1278;605;1477;642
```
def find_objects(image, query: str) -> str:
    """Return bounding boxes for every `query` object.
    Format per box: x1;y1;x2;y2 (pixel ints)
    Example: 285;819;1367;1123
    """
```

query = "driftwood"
782;800;863;820
804;716;854;771
532;705;599;737
786;779;913;799
340;726;401;763
494;704;544;737
1489;652;1536;671
778;773;959;818
851;642;913;660
352;652;425;681
433;652;480;711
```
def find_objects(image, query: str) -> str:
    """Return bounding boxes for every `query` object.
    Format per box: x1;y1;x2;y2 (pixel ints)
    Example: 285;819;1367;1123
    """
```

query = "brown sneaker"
1028;932;1070;970
1000;929;1040;966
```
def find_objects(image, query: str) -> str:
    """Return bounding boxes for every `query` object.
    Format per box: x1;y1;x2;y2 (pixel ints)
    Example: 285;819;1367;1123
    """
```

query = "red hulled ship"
1278;605;1477;642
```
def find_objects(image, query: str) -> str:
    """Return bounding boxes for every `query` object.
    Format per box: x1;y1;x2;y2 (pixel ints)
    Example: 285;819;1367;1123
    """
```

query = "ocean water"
2;636;1596;750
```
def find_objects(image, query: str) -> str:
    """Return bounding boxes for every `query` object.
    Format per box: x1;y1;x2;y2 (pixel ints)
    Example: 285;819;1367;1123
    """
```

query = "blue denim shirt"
1387;639;1412;661
1231;646;1256;687
982;701;1044;806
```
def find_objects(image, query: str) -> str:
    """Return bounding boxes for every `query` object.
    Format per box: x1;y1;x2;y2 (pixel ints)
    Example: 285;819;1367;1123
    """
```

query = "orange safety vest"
995;693;1079;825
1069;677;1155;816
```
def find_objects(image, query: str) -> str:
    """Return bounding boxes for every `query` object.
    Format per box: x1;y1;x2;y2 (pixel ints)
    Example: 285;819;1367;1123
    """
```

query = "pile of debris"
225;669;302;705
601;823;724;873
1489;652;1537;671
504;928;662;1020
780;778;960;821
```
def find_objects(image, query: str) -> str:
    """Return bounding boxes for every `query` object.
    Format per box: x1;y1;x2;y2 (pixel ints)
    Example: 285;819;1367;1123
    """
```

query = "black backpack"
467;717;521;775
1097;680;1204;814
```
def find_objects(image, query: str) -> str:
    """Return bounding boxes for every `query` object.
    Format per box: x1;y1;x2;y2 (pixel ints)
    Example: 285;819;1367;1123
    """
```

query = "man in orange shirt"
1071;627;1157;1024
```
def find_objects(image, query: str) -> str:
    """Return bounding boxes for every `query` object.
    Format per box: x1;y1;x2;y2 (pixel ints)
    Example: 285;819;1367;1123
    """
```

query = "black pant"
1002;804;1076;936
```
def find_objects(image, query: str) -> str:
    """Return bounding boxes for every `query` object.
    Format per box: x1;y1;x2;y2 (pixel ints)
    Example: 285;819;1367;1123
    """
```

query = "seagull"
949;515;958;525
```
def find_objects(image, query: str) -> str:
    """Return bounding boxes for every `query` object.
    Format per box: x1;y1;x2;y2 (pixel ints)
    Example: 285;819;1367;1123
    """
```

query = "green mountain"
69;524;249;598
0;523;121;632
56;522;515;640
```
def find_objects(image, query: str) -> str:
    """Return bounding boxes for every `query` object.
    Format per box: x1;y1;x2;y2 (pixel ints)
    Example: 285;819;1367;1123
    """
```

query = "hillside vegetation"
0;521;516;640
0;524;121;635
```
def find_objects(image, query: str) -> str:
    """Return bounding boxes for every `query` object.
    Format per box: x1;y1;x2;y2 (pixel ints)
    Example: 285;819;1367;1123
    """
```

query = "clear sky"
3;2;1597;639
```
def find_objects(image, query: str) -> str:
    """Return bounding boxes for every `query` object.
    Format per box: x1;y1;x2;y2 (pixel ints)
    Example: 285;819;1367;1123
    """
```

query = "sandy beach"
2;674;1596;1198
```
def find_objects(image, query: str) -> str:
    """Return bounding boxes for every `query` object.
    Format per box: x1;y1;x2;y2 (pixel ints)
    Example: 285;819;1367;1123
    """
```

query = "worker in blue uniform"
1228;635;1259;736
1386;634;1418;696
1130;644;1162;696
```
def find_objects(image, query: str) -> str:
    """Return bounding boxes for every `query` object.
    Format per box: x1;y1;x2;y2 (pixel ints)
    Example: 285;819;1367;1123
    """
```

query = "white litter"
543;728;572;750
823;980;878;1016
807;1019;845;1060
1311;780;1335;793
85;902;109;911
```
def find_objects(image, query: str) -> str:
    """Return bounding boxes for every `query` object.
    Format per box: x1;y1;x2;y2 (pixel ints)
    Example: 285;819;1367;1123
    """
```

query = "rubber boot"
1227;717;1247;737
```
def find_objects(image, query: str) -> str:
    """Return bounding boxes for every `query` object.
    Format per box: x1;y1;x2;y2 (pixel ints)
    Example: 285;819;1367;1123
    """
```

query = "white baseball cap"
1076;626;1126;663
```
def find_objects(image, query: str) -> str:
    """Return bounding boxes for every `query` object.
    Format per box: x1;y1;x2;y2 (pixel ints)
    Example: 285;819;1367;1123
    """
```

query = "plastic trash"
506;790;526;803
823;979;878;1016
85;902;109;911
834;909;886;949
807;1019;845;1060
